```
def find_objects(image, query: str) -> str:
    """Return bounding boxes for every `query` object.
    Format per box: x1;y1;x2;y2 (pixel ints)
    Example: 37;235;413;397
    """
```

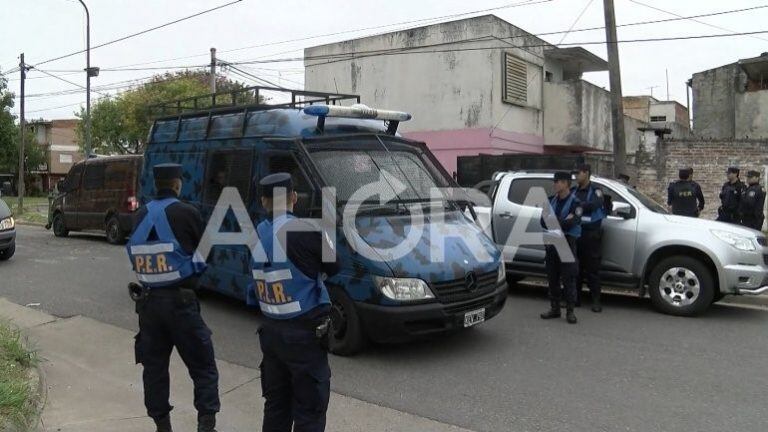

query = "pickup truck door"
594;182;639;280
492;176;553;263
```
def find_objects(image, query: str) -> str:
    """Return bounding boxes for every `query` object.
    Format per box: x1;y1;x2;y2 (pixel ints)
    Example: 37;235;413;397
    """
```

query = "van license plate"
463;308;486;327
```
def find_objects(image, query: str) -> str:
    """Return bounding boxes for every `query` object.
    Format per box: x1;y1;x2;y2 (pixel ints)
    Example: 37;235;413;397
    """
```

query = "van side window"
65;164;84;191
151;120;178;143
508;178;553;205
264;154;314;216
104;162;130;190
83;164;106;190
203;150;254;206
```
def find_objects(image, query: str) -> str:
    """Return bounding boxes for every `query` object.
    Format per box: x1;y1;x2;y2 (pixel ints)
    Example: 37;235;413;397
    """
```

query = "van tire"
648;255;715;316
0;243;15;261
52;213;69;237
106;215;126;245
506;274;524;290
328;287;367;356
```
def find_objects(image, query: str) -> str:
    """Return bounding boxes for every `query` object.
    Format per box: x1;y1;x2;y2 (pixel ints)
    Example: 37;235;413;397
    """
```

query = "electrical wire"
557;0;596;45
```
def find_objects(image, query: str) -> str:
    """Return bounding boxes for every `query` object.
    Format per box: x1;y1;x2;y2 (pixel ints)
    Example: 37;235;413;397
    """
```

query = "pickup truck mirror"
612;201;633;219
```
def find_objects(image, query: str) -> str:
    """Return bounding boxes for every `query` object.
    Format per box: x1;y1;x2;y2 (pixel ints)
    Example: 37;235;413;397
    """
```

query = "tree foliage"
76;71;254;155
0;72;45;179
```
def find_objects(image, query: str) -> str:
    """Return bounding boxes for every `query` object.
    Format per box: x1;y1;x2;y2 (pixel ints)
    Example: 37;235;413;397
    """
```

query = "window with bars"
503;53;528;105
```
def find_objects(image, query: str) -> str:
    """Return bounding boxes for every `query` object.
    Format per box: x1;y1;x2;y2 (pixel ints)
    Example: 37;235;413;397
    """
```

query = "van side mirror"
57;179;67;192
612;201;633;219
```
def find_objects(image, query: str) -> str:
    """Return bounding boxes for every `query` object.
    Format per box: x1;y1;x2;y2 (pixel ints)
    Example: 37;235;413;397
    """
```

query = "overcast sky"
2;0;767;120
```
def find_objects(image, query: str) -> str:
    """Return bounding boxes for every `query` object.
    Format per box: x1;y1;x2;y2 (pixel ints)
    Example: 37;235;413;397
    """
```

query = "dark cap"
679;169;690;179
575;163;591;173
727;167;740;175
747;170;761;178
618;173;630;181
153;163;183;181
554;171;572;182
259;172;293;198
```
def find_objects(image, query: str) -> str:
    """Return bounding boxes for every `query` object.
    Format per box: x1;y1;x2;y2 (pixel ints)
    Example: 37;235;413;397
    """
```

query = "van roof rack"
149;85;361;118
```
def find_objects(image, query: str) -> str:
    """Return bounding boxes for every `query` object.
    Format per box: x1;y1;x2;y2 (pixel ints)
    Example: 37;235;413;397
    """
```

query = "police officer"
740;170;766;230
572;164;605;312
717;167;745;224
253;173;340;432
127;163;220;432
667;168;704;217
540;171;582;324
688;167;706;214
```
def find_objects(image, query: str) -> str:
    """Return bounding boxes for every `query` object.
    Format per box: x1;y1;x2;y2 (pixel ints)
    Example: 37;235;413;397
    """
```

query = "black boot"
566;307;578;324
198;413;217;432
153;415;172;432
591;296;602;313
540;302;561;319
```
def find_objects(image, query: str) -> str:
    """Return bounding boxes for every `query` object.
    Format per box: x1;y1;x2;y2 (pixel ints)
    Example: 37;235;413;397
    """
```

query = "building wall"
735;91;768;139
623;96;653;122
692;64;740;139
636;138;768;219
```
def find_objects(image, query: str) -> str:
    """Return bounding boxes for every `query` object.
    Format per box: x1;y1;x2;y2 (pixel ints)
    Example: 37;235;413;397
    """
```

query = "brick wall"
636;139;768;219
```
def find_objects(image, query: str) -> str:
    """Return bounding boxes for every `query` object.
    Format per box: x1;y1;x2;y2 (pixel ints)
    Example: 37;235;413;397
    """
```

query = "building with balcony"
28;119;83;192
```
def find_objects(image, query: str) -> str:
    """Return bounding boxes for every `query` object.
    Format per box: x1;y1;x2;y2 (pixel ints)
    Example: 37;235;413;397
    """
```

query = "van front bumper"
355;281;508;343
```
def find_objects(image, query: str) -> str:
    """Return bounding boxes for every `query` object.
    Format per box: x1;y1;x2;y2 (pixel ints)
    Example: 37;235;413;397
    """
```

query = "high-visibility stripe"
252;269;293;283
136;271;181;283
259;301;301;315
581;216;593;223
130;243;174;255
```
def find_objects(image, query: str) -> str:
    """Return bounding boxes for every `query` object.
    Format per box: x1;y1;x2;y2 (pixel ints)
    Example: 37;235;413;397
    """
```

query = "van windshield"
307;139;449;205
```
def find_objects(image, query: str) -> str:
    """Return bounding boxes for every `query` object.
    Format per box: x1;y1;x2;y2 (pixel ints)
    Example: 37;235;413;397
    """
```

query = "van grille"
430;271;497;304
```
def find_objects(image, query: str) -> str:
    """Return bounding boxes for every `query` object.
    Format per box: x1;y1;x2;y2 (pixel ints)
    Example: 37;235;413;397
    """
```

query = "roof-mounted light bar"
304;104;412;122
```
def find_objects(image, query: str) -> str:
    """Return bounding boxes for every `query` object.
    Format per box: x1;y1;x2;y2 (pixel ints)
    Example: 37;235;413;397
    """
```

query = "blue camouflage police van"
140;87;507;354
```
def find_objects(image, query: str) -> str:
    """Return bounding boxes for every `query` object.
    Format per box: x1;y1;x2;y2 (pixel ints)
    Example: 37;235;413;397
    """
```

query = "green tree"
77;71;255;154
0;72;45;190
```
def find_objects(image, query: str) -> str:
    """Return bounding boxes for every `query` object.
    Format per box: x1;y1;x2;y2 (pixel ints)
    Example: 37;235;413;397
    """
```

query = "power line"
558;0;596;45
29;0;245;68
628;0;768;43
90;0;551;72
31;68;110;97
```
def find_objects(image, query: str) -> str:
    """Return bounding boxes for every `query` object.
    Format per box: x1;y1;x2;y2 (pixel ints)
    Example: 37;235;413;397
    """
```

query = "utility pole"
666;69;670;101
78;0;92;158
603;0;626;177
17;53;26;213
210;47;217;93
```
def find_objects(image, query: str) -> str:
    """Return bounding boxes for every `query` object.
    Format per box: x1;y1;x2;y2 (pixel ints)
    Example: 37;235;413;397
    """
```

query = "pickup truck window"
508;178;553;205
627;187;668;214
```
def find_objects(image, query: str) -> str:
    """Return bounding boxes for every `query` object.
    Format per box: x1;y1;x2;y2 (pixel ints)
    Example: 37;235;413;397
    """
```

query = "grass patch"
15;212;48;226
0;322;39;429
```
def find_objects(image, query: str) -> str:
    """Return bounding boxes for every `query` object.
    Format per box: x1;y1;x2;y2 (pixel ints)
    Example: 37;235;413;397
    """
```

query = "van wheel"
648;256;715;316
0;243;15;261
106;216;126;245
328;287;367;356
52;213;69;237
506;274;524;291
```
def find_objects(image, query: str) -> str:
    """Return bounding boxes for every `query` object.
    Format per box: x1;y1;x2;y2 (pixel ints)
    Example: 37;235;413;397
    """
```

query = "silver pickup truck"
474;171;768;316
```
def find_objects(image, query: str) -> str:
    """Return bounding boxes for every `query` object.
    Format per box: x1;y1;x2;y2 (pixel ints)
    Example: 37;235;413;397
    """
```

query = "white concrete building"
304;15;640;173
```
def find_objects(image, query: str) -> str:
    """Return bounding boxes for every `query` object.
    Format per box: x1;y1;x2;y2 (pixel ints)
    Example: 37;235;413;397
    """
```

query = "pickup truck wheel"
712;292;726;303
648;256;715;316
52;213;69;237
328;287;367;356
105;216;126;245
506;275;524;290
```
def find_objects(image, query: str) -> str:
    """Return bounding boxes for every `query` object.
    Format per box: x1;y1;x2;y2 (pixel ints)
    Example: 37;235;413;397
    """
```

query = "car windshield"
308;138;450;206
626;187;668;214
0;199;10;218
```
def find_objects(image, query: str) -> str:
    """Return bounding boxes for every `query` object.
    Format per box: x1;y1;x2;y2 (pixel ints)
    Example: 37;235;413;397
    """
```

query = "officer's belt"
147;287;196;299
261;307;331;331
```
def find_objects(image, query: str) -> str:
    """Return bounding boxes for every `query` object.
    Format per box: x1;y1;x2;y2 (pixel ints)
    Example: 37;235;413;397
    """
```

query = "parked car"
0;198;15;260
476;171;768;316
138;87;507;355
48;155;143;244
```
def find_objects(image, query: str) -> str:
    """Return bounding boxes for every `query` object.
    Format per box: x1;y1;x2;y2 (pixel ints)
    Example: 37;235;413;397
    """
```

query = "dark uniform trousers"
545;236;579;305
135;290;220;420
577;228;602;301
259;316;331;432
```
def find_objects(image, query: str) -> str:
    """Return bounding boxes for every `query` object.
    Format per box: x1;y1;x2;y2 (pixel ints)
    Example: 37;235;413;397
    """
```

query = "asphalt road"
3;225;768;432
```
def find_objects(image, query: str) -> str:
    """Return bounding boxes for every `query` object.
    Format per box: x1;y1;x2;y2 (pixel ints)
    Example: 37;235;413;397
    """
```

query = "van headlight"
373;276;435;301
711;230;756;251
0;217;14;231
497;263;506;283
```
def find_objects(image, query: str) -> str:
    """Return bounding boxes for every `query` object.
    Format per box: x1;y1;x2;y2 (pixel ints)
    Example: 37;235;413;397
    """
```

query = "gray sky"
2;0;767;120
